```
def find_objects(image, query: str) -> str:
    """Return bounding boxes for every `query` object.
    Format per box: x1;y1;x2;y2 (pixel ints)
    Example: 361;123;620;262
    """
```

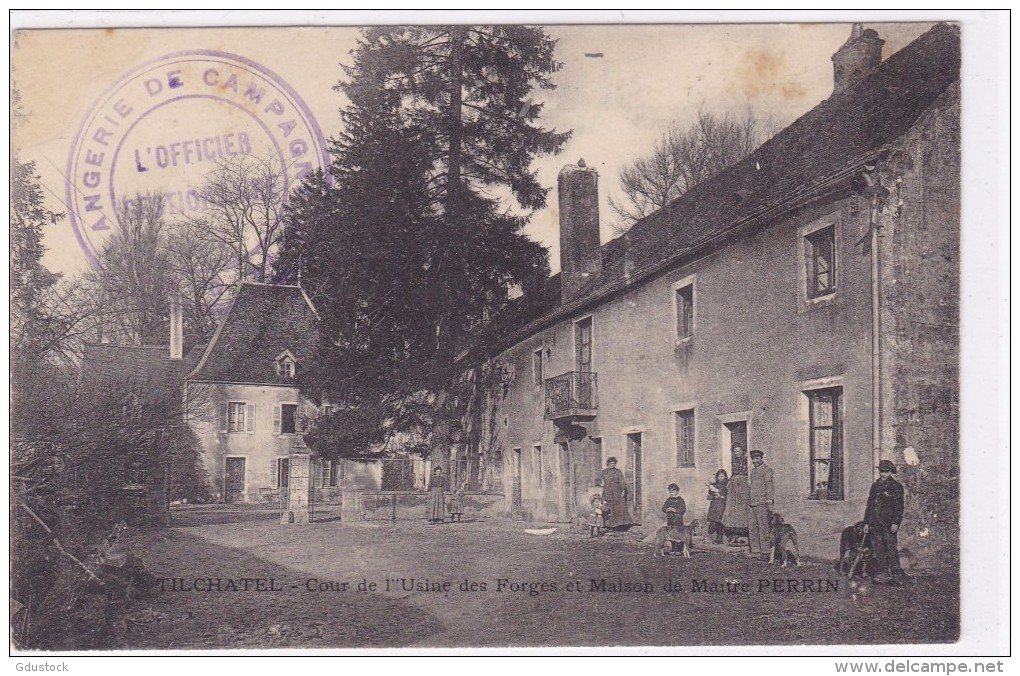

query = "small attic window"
275;350;297;378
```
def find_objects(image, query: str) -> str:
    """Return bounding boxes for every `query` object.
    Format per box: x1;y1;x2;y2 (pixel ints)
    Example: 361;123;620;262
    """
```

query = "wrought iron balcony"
544;371;598;420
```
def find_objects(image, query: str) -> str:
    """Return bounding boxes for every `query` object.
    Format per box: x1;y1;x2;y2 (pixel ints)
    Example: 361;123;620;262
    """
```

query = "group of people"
594;446;906;583
429;447;906;584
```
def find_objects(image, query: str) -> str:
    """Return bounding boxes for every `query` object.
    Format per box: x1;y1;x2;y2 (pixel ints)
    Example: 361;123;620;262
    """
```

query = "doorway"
559;442;574;522
224;457;245;503
625;432;643;523
511;448;523;518
723;420;749;476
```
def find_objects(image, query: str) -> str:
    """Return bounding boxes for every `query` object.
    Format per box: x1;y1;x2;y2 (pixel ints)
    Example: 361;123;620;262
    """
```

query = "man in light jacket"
747;449;774;557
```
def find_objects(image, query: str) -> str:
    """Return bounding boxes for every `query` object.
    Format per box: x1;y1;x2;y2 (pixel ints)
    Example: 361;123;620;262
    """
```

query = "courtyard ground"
113;505;958;649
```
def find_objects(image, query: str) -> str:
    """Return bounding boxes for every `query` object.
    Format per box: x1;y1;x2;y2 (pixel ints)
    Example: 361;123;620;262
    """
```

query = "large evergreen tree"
276;26;569;461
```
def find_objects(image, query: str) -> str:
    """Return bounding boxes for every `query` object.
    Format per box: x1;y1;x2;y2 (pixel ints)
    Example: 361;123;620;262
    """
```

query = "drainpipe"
869;183;883;482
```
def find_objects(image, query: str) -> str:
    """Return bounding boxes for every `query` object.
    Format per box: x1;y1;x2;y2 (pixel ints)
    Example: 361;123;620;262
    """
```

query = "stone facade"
474;25;959;567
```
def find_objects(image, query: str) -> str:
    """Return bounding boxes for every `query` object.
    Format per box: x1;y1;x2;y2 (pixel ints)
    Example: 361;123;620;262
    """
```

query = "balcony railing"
544;371;598;420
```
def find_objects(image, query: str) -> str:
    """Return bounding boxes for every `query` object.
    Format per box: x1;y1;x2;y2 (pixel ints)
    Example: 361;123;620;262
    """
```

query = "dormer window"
275;350;297;378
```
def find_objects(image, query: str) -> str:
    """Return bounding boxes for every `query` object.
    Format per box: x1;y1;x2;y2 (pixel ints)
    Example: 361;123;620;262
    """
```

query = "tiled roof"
492;23;960;351
82;344;186;398
187;283;319;384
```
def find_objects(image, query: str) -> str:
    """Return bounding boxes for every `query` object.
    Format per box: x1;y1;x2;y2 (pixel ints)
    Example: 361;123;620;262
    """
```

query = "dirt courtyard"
115;506;958;649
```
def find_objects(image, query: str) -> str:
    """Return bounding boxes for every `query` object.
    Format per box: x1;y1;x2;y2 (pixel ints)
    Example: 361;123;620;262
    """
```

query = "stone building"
183;282;325;503
473;24;960;565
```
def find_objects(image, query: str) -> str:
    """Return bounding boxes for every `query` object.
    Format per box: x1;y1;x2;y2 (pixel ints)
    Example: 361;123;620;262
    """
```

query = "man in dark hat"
747;449;774;557
864;459;905;585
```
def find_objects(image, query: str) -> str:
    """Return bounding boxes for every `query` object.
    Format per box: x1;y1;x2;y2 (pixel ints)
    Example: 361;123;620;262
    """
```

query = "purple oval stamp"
66;50;328;267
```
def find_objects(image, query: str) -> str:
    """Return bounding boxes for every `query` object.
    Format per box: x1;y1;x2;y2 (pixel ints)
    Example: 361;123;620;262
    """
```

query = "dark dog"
836;521;871;578
768;513;800;568
654;519;701;558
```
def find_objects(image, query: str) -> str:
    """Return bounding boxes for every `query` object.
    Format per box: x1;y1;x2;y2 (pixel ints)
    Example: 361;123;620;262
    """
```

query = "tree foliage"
609;107;785;232
11;152;67;374
276;26;569;460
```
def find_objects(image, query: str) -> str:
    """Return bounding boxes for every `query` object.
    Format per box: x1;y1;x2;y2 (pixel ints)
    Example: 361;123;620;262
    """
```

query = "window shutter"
272;405;282;435
296;405;307;433
270;458;278;489
246;404;256;433
220;403;229;433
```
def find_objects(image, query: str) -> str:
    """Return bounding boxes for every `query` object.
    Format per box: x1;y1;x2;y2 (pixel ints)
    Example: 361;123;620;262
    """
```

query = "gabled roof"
491;23;960;352
82;344;189;400
187;282;319;384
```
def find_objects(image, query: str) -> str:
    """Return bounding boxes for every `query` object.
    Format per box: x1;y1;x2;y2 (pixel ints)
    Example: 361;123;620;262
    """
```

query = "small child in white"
589;494;608;537
447;482;466;522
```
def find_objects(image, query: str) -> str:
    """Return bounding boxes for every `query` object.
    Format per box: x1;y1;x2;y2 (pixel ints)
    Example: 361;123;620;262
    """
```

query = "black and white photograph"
8;10;1007;658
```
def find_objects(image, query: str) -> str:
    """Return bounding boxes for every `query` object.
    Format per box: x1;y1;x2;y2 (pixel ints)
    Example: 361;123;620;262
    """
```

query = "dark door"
225;457;245;503
559;442;573;522
726;421;748;475
511;448;523;518
625;433;642;523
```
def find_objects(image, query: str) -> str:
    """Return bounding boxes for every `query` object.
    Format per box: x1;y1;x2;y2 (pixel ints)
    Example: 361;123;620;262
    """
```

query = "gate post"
281;438;312;524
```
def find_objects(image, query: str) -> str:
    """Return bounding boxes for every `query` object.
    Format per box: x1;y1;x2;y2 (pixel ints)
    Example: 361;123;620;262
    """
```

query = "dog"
654;519;701;558
768;513;800;568
836;521;871;578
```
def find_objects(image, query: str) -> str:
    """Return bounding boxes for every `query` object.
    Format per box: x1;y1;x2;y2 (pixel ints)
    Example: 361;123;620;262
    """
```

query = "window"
805;226;836;298
275;350;297;378
274;403;307;435
281;404;298;434
221;402;254;433
674;409;695;467
533;348;544;386
574;317;592;372
276;458;290;489
807;387;843;499
328;459;341;487
675;284;694;340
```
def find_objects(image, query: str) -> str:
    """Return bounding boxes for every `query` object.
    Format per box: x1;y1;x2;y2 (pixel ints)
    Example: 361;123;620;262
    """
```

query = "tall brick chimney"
832;24;884;93
558;159;602;302
169;293;183;360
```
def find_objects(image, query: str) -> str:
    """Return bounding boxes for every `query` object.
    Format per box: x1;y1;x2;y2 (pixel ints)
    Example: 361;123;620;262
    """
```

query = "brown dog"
654;519;701;557
768;513;800;568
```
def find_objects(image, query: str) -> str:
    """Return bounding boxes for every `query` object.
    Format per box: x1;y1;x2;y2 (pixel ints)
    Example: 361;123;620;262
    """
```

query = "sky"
11;17;937;277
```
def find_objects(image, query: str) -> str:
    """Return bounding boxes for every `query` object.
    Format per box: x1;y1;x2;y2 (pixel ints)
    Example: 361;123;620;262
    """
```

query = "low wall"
346;491;506;521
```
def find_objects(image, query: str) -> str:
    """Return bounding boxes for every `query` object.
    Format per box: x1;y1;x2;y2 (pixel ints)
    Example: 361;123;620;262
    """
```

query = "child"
447;481;466;522
589;494;608;537
662;483;687;527
706;469;729;544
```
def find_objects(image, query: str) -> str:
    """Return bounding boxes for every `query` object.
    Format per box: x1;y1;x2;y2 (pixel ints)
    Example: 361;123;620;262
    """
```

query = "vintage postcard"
9;11;1006;656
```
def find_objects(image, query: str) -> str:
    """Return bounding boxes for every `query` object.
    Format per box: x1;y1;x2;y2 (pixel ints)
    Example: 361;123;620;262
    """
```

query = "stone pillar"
281;438;312;524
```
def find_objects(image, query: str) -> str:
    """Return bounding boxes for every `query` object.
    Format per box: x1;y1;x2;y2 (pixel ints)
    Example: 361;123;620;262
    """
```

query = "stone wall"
876;82;961;571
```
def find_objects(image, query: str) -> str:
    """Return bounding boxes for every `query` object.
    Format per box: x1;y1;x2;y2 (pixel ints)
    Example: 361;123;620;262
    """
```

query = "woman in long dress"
599;457;632;529
427;467;446;523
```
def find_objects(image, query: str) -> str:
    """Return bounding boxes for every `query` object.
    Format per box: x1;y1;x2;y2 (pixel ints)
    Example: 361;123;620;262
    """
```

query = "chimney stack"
832;24;884;94
169;293;183;360
558;159;602;302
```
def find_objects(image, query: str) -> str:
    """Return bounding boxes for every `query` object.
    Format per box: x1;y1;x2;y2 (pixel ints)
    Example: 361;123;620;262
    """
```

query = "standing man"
747;449;774;557
865;459;905;586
